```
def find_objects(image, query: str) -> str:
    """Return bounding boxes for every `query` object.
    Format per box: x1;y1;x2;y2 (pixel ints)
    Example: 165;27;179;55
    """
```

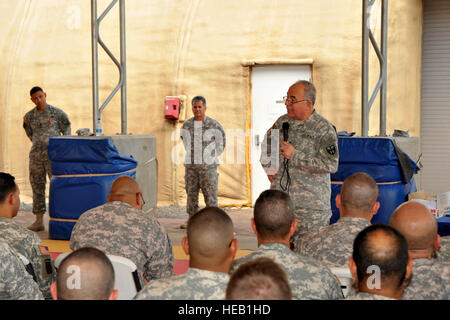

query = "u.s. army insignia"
326;145;336;155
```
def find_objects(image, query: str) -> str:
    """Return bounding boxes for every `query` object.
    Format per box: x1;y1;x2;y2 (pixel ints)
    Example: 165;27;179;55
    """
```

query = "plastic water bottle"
95;118;102;136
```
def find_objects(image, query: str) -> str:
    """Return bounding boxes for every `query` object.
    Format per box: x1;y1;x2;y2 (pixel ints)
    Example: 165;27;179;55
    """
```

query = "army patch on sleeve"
326;145;337;155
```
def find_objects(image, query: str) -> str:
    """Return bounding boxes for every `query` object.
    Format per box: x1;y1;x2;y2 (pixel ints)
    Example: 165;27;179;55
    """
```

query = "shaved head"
56;247;115;300
187;207;234;264
226;257;292;300
340;172;378;215
109;176;141;196
107;176;143;209
389;201;438;251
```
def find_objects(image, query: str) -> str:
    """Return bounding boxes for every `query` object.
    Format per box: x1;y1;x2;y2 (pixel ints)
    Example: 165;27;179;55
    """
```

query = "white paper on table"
437;191;450;216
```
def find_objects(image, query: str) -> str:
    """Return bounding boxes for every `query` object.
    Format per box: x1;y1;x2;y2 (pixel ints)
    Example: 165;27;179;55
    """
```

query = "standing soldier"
23;86;71;231
179;96;226;229
260;80;339;240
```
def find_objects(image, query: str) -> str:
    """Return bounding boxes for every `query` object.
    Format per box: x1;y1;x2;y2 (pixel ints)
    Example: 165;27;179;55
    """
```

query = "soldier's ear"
288;219;297;238
182;236;190;255
50;282;58;300
348;258;358;285
335;194;342;209
405;256;413;284
250;219;258;236
229;238;238;259
7;192;15;206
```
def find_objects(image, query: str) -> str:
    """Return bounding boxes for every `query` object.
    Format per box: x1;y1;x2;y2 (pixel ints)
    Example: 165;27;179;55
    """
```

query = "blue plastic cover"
329;137;418;225
331;137;419;183
48;137;137;175
47;137;138;240
49;171;136;240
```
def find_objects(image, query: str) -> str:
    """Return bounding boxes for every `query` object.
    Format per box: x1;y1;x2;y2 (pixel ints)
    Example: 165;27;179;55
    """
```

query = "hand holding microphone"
281;122;294;159
280;122;292;192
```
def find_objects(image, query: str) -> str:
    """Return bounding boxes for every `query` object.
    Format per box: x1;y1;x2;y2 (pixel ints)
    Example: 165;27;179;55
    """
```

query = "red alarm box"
165;97;180;120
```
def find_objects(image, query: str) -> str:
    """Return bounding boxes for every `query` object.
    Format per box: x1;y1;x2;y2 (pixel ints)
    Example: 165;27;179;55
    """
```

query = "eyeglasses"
140;193;146;206
283;96;310;105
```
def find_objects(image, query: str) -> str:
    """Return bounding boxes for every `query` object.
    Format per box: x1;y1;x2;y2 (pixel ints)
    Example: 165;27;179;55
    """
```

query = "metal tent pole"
362;0;388;137
362;0;370;137
91;0;127;136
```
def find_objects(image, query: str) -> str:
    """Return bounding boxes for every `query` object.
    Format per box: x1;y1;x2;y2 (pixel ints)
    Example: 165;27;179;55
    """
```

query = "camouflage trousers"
185;167;219;216
29;154;51;214
290;208;331;251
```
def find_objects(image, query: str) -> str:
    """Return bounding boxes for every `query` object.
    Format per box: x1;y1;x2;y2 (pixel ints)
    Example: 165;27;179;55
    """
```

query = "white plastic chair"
108;254;142;300
330;267;353;298
54;252;141;300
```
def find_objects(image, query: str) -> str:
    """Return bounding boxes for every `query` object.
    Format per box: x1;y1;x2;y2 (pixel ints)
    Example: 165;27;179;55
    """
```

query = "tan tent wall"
0;0;423;207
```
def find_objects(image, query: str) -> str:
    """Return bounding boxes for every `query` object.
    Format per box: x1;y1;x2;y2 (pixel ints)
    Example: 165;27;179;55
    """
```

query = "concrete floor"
13;207;258;251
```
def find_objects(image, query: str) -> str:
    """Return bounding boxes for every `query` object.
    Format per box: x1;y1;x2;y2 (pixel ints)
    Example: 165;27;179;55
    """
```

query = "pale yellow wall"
0;0;423;206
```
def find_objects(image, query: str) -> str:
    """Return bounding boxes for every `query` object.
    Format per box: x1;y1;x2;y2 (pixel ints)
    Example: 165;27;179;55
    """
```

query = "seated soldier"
295;172;379;268
0;172;55;299
390;201;450;299
346;224;412;300
230;189;343;300
51;247;118;300
226;257;292;300
135;207;238;300
0;240;43;300
70;176;174;284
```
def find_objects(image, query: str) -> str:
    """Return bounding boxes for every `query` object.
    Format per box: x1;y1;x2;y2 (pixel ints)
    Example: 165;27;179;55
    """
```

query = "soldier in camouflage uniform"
260;80;338;238
135;207;237;300
0;172;56;299
389;201;450;299
346;224;412;300
230;190;343;300
180;96;226;229
70;176;174;285
23;86;71;232
295;172;380;268
0;241;43;300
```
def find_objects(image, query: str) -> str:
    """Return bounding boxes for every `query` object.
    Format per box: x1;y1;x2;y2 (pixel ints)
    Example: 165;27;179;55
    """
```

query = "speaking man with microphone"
260;80;339;245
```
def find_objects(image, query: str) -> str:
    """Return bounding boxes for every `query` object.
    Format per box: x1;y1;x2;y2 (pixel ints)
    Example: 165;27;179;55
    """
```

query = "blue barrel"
330;137;419;225
48;137;138;240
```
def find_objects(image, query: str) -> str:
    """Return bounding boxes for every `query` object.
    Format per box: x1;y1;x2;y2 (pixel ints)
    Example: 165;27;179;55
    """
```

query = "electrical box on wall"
165;97;180;120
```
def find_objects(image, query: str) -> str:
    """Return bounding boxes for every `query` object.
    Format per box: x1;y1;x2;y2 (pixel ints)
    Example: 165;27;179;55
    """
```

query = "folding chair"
330;267;353;298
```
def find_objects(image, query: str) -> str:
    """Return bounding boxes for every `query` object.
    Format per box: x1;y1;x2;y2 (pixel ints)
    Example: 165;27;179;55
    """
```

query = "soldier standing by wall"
23;86;71;231
179;96;226;229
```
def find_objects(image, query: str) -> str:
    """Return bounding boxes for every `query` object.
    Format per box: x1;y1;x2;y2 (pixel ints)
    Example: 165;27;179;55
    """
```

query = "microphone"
282;122;289;142
280;122;291;192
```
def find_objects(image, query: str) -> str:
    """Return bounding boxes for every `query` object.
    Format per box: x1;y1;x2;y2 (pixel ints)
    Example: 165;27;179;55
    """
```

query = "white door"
250;65;312;205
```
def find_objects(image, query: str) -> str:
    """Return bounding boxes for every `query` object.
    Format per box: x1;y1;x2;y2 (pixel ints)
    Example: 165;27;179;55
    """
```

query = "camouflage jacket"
181;116;226;169
345;291;395;300
230;243;343;300
134;268;230;300
70;201;174;283
295;217;371;268
0;217;55;299
437;236;450;263
260;111;338;213
0;241;44;300
23;104;71;158
402;258;450;300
